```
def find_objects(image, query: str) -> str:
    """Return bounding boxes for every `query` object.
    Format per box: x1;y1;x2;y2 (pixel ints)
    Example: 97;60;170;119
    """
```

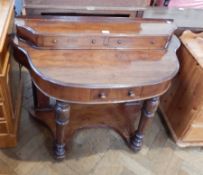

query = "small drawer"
0;103;6;121
90;87;142;102
40;36;104;49
0;122;8;134
108;36;168;49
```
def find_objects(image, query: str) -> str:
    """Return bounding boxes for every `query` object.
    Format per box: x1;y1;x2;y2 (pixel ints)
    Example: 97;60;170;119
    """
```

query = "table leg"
130;97;159;151
54;100;70;159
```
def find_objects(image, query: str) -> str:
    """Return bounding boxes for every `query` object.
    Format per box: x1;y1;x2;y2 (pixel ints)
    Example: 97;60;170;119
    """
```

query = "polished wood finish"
160;31;203;147
180;31;203;68
2;73;203;175
32;81;49;108
13;16;179;158
0;0;23;148
13;39;177;104
55;101;70;159
30;102;142;154
16;17;175;51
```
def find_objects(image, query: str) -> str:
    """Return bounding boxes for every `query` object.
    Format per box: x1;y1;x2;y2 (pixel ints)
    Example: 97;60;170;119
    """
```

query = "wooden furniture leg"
54;101;70;159
130;97;159;151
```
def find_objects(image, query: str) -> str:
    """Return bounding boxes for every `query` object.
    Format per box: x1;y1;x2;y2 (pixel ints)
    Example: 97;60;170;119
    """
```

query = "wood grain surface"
15;17;176;50
180;30;203;68
14;36;179;88
13;17;179;104
0;0;23;148
12;16;180;158
160;31;203;146
0;0;14;53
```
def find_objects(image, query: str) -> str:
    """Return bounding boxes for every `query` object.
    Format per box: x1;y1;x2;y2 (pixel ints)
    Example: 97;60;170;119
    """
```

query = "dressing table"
13;16;179;159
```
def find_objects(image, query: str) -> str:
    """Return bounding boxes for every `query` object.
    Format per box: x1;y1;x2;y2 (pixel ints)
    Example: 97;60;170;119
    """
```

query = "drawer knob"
150;40;155;45
128;90;135;97
52;39;57;43
117;40;122;44
91;39;96;44
99;92;107;99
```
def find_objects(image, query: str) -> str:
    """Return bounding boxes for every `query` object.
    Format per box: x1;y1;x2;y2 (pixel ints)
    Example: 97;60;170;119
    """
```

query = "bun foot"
130;131;144;152
54;143;66;160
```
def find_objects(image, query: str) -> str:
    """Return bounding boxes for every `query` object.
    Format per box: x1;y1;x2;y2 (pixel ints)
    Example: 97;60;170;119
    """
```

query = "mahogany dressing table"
13;16;179;159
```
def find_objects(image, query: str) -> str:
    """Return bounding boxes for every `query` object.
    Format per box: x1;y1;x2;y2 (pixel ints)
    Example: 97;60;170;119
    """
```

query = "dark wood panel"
16;17;175;50
30;103;142;146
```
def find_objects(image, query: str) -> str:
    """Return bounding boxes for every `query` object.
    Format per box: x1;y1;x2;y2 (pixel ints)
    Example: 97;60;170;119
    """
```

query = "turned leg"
130;97;159;151
54;101;70;159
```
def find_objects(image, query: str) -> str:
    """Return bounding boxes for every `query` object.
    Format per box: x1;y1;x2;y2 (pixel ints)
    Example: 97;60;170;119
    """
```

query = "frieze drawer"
90;88;142;102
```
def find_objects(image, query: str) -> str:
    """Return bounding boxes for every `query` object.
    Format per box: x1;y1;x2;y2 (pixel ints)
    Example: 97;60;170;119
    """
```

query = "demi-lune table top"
14;17;179;89
15;36;179;88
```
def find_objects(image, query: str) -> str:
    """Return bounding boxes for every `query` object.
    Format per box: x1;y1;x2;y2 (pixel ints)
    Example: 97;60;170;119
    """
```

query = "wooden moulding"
12;38;178;104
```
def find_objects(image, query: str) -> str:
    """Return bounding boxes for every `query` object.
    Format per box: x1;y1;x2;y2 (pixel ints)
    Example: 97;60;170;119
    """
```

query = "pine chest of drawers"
0;0;23;148
160;31;203;147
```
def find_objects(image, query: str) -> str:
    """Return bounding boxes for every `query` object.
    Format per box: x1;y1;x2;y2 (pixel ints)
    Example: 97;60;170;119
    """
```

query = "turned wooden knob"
52;39;57;43
150;40;155;45
99;92;107;99
91;39;96;44
128;90;135;97
117;40;122;44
